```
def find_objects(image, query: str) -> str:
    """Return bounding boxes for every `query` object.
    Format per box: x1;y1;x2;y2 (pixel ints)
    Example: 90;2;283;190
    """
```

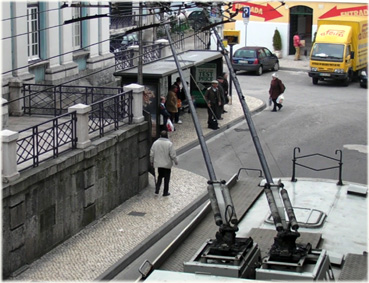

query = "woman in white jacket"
150;131;178;196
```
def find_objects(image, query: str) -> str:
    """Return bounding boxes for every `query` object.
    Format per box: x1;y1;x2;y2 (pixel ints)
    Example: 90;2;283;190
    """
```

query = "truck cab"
308;17;368;86
309;25;353;86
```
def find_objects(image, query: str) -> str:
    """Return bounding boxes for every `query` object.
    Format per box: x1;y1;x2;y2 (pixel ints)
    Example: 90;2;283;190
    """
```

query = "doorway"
289;6;313;56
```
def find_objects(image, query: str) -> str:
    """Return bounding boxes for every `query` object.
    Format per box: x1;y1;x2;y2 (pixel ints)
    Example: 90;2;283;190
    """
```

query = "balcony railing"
17;111;77;170
13;90;133;171
21;84;124;116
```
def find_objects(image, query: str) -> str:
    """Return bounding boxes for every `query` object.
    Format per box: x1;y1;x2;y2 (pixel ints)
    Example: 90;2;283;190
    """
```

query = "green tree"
273;28;282;50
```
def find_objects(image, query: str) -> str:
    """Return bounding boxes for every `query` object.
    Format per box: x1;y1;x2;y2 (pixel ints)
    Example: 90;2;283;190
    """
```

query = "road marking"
343;144;367;154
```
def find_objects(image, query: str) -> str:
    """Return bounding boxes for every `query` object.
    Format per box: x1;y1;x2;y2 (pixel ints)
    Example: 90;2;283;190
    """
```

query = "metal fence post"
124;84;144;124
1;130;20;182
68;104;91;149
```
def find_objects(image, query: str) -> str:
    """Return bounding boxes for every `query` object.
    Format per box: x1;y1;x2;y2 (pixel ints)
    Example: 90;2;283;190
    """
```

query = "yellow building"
224;1;368;57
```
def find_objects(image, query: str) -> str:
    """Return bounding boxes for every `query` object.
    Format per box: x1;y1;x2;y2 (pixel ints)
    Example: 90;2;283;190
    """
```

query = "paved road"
178;69;368;185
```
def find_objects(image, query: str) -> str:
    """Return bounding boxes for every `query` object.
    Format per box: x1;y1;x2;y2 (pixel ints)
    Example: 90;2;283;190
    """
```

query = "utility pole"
138;2;143;85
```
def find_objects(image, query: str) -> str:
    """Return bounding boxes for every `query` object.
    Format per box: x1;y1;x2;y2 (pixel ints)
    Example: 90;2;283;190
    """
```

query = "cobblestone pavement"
8;56;307;281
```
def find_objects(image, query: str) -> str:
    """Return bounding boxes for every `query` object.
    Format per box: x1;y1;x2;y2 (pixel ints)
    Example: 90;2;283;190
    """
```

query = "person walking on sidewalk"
293;33;302;61
269;73;284;112
150;130;178;196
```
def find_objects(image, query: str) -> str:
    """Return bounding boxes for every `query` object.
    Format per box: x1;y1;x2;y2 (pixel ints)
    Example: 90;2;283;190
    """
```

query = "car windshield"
311;43;344;60
234;49;256;58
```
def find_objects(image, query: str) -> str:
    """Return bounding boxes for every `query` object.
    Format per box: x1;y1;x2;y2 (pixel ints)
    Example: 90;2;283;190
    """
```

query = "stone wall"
2;122;149;278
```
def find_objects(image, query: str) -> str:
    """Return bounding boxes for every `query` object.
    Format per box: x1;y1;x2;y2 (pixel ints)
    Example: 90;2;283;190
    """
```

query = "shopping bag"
269;97;272;106
166;119;175;132
276;94;284;104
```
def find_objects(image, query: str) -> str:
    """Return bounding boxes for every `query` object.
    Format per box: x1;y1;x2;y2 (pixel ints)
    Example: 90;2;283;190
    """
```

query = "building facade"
225;1;368;57
1;1;116;101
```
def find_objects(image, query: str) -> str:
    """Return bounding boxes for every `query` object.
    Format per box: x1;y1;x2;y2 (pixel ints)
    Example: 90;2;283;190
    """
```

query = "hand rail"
291;147;343;185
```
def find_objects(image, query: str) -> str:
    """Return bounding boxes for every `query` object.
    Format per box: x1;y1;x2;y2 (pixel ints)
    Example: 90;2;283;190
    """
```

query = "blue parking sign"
242;6;250;18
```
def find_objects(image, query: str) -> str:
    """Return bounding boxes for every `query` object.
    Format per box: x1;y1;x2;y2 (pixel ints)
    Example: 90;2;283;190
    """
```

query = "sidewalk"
8;57;306;281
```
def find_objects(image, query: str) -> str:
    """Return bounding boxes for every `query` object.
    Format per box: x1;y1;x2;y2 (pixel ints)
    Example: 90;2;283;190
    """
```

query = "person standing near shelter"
159;96;171;132
217;76;227;114
172;77;183;124
150;130;178;196
221;72;229;105
205;80;222;128
166;85;179;124
269;73;284;112
293;33;302;61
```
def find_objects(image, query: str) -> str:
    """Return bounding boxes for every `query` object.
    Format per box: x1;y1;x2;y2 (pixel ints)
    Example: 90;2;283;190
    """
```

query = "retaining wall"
2;122;149;278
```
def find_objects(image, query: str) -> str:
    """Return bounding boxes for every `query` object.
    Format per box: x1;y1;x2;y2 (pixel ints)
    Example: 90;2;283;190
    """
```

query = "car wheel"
273;62;279;71
256;66;263;76
312;78;318;85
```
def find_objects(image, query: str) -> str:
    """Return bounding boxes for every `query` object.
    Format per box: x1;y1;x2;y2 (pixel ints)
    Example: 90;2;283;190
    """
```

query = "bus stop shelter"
114;50;224;138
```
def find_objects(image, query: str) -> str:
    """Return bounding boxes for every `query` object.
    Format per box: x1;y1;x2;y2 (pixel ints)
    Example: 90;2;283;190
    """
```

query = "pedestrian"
159;96;171;132
166;84;179;124
205;80;222;129
150;130;178;196
217;76;227;114
221;72;229;105
269;73;284;112
293;33;302;61
172;77;183;124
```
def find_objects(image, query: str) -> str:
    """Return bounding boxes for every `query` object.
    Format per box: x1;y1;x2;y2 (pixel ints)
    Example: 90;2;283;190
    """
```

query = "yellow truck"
308;16;368;86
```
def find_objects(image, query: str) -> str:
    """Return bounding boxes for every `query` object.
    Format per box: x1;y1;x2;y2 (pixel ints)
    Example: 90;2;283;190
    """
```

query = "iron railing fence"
16;111;77;171
143;43;162;64
14;90;133;170
88;90;133;138
114;43;162;71
194;31;211;50
110;14;135;29
114;49;135;71
21;84;124;116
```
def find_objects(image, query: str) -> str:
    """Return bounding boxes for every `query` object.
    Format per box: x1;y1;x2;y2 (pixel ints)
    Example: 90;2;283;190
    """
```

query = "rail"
5;84;124;116
17;111;77;171
14;91;133;171
88;91;133;137
291;147;343;185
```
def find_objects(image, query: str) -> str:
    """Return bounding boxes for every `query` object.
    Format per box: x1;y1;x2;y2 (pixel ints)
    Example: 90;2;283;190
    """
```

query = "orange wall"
225;2;368;27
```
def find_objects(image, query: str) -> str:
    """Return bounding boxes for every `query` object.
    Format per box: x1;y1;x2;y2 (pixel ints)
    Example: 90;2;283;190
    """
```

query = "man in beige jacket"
150;131;178;196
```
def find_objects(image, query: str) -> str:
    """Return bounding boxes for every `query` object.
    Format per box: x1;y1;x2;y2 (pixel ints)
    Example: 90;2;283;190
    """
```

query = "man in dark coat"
205;80;222;127
269;73;284;112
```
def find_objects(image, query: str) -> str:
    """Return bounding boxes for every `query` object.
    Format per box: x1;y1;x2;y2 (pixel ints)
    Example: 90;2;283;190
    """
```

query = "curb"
177;100;267;156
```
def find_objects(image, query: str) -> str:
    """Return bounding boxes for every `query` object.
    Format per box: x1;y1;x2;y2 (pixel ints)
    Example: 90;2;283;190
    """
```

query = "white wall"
232;21;290;57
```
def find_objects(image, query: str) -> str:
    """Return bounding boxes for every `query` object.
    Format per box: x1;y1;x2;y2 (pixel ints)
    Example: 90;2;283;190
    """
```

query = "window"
27;6;39;60
72;6;81;49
